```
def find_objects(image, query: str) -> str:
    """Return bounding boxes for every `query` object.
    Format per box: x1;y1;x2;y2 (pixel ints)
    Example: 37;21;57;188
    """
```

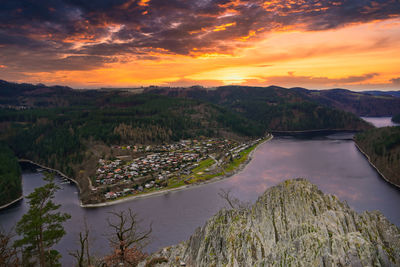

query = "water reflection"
362;116;399;127
221;137;400;223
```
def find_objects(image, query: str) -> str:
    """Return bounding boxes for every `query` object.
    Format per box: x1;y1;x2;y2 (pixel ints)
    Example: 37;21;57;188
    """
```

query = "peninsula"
83;135;272;206
0;80;374;206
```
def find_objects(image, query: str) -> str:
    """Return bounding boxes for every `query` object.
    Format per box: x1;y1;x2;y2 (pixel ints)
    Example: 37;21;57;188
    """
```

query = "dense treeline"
219;99;368;131
0;93;262;184
0;81;266;204
392;114;400;123
355;126;400;187
148;86;371;132
0;81;374;205
0;143;22;206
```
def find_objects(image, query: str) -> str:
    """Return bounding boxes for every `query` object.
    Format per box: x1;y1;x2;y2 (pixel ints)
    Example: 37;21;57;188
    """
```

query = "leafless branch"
218;188;250;210
106;208;152;266
69;218;91;267
0;228;20;267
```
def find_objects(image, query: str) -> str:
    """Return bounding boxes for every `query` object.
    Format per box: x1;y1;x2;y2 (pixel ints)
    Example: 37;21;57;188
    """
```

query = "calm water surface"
1;118;399;265
362;116;399;127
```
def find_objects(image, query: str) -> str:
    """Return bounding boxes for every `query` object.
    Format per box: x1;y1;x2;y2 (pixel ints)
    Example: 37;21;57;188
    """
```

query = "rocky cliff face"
141;179;400;267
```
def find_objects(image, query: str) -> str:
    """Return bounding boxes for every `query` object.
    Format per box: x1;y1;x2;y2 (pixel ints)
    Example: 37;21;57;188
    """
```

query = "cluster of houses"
112;138;234;154
96;151;201;186
96;138;259;200
228;138;263;158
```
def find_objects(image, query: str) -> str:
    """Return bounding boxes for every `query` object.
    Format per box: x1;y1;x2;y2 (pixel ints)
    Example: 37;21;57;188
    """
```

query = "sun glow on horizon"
2;10;400;91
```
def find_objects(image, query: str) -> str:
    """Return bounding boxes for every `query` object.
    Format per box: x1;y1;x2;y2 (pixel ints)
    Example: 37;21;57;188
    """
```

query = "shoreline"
271;129;361;134
0;195;24;210
354;142;400;189
18;159;85;205
82;134;273;208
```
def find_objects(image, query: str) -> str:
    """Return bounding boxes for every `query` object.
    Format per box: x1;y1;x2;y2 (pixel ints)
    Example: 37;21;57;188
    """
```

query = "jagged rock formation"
141;179;400;266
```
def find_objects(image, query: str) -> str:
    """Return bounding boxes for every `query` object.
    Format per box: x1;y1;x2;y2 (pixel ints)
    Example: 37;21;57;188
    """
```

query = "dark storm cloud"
0;0;399;72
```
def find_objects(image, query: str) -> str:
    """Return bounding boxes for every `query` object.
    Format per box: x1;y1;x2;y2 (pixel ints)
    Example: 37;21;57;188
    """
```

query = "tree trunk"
86;236;91;266
78;233;84;267
120;240;125;264
39;226;45;267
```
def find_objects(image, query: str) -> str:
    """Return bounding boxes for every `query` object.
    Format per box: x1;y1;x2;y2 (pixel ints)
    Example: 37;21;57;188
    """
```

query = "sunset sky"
1;0;400;90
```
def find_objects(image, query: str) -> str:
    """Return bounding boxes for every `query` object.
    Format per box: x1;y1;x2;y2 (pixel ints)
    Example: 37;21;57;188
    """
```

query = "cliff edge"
142;179;400;266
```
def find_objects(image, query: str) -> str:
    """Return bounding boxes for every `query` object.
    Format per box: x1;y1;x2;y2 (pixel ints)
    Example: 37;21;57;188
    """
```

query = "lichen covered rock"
141;179;400;267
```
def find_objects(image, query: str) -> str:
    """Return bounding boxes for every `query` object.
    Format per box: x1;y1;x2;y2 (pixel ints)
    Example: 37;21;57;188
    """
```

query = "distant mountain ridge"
146;85;371;132
0;79;75;107
0;80;372;132
2;79;399;116
0;79;72;96
291;87;400;116
144;85;400;117
362;90;400;98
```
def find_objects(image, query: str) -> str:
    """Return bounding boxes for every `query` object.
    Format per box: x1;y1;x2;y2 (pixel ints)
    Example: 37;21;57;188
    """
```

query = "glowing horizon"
1;0;400;90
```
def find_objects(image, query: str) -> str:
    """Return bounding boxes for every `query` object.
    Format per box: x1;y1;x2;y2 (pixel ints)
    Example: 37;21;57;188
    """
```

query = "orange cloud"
138;0;150;7
213;22;236;32
1;3;400;91
237;30;256;41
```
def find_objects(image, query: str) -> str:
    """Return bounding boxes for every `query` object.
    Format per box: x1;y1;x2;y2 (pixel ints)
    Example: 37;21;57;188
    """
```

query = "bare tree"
69;219;92;267
218;188;250;210
105;208;152;266
0;228;20;267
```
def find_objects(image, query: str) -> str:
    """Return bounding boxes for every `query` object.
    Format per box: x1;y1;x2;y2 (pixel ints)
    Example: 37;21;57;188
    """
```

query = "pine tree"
14;172;71;267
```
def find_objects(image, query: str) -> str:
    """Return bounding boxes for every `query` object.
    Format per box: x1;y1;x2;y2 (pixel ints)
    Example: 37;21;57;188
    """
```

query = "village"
92;137;265;201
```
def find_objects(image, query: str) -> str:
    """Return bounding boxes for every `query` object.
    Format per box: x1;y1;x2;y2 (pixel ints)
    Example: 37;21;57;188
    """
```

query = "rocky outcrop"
141;179;400;266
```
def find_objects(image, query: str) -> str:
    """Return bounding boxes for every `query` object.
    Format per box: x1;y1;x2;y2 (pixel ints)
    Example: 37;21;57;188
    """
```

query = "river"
1;117;399;265
361;116;399;127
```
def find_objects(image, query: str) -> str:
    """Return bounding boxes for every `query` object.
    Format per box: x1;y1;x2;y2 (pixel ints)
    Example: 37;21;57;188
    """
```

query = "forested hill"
354;126;400;187
0;80;375;203
292;88;400;117
362;90;400;98
392;114;400;123
0;84;263;203
0;143;22;207
0;79;73;107
146;85;372;132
